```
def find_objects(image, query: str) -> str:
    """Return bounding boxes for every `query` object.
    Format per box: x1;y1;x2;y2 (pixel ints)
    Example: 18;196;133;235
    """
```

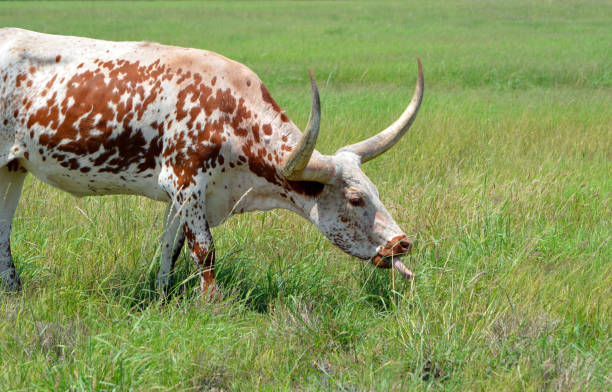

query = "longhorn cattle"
0;28;423;294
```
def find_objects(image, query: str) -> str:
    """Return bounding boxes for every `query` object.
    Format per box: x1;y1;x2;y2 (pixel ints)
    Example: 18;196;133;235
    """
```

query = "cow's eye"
349;196;365;207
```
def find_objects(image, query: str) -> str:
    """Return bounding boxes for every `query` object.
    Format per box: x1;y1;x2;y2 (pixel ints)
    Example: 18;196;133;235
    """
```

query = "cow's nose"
399;239;413;252
389;236;413;254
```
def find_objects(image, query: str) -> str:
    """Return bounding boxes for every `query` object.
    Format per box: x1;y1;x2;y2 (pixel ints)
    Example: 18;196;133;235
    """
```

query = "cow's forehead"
331;151;379;196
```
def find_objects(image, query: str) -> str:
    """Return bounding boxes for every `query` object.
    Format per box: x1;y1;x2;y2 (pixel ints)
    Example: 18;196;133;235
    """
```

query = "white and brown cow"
0;28;423;294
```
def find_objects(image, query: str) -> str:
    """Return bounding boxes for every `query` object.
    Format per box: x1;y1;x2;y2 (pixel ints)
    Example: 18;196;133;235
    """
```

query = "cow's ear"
286;179;325;197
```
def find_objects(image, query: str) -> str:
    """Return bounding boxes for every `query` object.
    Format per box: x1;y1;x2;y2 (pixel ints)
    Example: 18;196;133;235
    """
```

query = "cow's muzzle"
371;235;414;279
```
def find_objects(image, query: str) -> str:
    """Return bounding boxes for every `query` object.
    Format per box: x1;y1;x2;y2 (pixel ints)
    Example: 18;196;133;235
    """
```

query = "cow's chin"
371;254;414;279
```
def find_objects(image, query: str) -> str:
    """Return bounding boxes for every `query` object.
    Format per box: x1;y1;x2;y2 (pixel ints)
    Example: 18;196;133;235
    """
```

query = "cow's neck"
204;106;319;225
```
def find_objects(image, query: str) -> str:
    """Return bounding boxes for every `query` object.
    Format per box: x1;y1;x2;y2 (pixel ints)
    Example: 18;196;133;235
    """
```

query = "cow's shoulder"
153;44;260;90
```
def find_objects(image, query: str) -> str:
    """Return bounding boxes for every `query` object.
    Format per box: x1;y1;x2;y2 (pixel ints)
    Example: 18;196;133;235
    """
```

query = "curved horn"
281;70;334;182
341;58;424;163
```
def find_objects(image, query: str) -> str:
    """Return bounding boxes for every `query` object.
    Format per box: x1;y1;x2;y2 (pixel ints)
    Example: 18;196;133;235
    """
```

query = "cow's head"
281;59;424;279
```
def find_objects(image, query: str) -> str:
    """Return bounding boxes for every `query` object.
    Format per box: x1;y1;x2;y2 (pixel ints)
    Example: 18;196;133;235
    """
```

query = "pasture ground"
0;1;610;390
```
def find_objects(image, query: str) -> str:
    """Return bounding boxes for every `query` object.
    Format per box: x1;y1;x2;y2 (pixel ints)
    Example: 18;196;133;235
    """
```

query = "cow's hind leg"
156;202;185;293
0;162;26;291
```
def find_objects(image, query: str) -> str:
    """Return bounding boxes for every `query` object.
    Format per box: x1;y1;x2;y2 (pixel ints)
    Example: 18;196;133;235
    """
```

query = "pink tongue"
392;258;414;279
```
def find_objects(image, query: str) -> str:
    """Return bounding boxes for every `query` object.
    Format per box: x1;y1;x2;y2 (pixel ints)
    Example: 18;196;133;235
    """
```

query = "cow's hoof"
202;283;221;303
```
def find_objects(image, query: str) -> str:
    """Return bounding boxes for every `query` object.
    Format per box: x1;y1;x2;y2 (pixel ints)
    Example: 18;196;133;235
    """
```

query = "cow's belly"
20;155;168;200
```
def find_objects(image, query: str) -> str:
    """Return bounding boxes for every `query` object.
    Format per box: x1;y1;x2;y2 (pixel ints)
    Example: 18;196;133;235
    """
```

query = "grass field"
1;1;611;390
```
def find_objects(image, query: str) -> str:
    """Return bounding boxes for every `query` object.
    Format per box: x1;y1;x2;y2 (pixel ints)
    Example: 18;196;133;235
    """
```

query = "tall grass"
1;1;610;390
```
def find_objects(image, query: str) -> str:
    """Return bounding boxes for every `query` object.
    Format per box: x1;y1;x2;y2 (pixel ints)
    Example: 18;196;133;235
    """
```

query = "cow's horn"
340;58;424;163
281;70;334;183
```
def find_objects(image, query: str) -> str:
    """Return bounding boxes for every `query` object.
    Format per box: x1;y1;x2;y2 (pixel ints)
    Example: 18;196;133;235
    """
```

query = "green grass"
1;1;611;390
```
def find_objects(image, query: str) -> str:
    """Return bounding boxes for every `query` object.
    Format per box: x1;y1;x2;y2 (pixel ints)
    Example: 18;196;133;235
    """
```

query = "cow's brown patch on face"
371;255;392;268
371;235;411;268
55;55;61;63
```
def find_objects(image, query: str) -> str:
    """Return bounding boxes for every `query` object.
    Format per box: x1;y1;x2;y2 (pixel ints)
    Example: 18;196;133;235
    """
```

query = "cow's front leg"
182;206;218;298
156;202;185;293
159;166;218;298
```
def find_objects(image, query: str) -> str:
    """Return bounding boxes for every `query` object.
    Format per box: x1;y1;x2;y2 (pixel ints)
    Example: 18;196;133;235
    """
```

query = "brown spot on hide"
55;55;61;63
239;138;324;197
15;74;26;87
262;124;272;135
184;227;216;292
260;83;289;122
27;59;167;174
16;53;321;204
166;82;258;187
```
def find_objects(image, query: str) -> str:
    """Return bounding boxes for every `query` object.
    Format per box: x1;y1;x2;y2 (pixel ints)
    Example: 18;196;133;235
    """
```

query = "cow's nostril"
399;239;412;251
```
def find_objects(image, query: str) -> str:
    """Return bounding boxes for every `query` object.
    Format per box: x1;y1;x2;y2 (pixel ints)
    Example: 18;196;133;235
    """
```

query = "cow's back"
0;28;274;200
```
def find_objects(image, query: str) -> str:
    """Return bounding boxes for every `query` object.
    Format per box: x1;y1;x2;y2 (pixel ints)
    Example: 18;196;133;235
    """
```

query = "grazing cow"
0;28;423;294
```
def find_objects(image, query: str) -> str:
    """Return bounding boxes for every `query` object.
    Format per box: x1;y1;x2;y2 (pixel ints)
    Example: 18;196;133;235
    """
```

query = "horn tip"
308;68;318;93
307;68;320;109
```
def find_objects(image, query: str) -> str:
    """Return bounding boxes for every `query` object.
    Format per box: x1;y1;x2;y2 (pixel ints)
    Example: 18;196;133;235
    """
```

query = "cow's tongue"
391;257;414;279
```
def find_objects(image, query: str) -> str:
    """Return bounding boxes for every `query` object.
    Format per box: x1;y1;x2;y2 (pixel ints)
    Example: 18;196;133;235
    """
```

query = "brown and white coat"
0;28;422;294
